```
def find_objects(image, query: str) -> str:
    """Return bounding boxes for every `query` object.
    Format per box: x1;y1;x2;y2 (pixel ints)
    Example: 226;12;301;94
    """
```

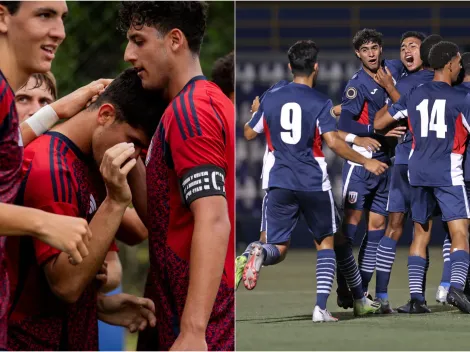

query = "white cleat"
436;285;449;304
312;305;338;323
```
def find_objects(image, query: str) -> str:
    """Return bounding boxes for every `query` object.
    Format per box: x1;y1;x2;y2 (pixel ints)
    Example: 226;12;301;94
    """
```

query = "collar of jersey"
175;75;207;98
45;131;90;162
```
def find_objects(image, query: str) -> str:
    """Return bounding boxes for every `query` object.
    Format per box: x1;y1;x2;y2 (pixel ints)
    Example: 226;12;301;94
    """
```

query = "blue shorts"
266;188;340;244
260;192;268;232
411;185;470;224
387;164;411;214
342;162;390;217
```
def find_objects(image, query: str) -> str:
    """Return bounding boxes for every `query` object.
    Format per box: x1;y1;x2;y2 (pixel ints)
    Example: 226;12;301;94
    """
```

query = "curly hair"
117;1;208;54
211;52;234;98
353;28;383;50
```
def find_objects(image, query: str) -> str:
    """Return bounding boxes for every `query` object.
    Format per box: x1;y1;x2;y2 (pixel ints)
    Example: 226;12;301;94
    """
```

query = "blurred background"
52;2;233;350
236;1;470;250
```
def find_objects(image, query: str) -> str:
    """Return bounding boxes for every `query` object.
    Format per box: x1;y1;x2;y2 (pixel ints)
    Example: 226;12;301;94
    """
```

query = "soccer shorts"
342;161;390;217
265;188;340;244
411;185;470;224
387;164;411;214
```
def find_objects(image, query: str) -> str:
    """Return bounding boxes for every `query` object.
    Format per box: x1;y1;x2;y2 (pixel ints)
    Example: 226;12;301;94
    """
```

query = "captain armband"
180;165;226;206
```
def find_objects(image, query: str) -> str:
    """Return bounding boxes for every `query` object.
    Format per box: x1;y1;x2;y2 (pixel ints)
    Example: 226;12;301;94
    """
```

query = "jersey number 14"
416;99;447;139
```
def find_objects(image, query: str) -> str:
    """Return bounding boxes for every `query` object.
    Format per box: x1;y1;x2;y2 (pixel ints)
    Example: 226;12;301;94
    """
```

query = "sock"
359;229;385;292
408;256;426;303
375;236;397;299
316;249;336;310
357;230;367;289
450;250;469;291
422;246;430;299
261;244;281;266
335;244;363;299
242;241;263;259
440;236;451;287
337;224;358;291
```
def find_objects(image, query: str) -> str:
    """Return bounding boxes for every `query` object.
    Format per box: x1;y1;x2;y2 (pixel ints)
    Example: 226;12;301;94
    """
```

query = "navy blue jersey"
260;82;337;192
384;59;407;82
454;82;470;181
392;69;435;165
338;68;392;162
389;81;470;186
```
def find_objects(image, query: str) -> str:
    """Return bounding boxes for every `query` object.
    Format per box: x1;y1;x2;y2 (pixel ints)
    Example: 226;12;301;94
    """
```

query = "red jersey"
0;70;23;349
137;76;234;351
6;131;117;351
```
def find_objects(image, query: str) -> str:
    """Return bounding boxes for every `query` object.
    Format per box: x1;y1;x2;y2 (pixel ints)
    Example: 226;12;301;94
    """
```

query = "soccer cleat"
364;291;373;301
235;255;247;290
353;296;381;316
242;243;265;290
374;298;394;314
397;299;431;314
336;289;354;309
312;306;338;323
435;285;449;304
446;286;470;313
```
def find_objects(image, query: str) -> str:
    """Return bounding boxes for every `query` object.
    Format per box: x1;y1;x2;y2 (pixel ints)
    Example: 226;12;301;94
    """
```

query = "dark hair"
19;72;58;100
428;41;460;70
420;34;443;68
117;1;208;54
287;40;319;77
400;31;426;45
211;52;234;98
353;28;383;50
88;68;168;139
461;52;470;75
0;1;20;15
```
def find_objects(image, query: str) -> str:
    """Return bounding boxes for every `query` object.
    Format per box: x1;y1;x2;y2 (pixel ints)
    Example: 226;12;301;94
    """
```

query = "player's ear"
0;4;11;34
96;103;116;126
287;63;292;73
355;50;360;59
168;28;184;53
314;62;319;72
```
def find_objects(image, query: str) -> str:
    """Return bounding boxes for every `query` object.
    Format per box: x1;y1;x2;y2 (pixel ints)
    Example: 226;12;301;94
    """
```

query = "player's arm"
97;251;122;294
244;96;265;140
374;94;409;132
43;143;136;303
337;130;381;152
338;84;374;136
374;66;401;103
127;157;148;227
20;79;112;147
115;207;148;246
0;202;91;264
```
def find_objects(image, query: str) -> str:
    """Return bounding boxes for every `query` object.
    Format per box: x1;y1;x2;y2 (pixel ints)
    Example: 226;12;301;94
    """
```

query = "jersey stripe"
172;99;187;140
179;90;195;138
49;137;59;202
209;96;226;145
358;100;370;125
56;140;67;203
62;145;73;204
453;113;467;155
263;118;274;152
188;82;203;136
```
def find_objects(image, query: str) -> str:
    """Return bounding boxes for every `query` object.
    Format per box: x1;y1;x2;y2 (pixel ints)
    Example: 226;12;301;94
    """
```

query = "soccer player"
212;51;234;103
372;33;440;312
119;2;234;350
242;40;387;321
337;29;401;307
15;72;57;123
383;41;470;313
7;69;164;350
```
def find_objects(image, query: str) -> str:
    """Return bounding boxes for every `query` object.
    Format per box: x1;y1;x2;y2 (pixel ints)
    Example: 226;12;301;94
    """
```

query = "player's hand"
354;137;381;152
170;332;207;351
37;212;92;265
374;66;394;90
250;96;260;113
332;104;342;117
364;159;388;176
95;261;108;287
385;126;406;138
97;293;156;333
50;78;113;119
100;142;136;207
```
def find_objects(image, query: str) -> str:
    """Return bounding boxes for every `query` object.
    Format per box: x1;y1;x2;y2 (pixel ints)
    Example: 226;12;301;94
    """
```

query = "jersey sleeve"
388;92;409;121
247;109;264;133
166;93;228;205
338;81;373;136
317;100;337;134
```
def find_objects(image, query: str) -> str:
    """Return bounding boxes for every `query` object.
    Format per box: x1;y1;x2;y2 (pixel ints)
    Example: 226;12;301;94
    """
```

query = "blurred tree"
53;1;234;96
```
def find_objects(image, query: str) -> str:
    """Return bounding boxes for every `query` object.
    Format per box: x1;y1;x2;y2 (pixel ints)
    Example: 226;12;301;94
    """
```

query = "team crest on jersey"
346;87;357;99
348;191;358;204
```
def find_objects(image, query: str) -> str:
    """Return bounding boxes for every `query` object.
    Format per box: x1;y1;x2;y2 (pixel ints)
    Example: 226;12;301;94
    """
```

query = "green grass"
236;247;469;351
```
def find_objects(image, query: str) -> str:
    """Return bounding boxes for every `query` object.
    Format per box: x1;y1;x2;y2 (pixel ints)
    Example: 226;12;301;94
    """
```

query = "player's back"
407;81;470;186
263;82;336;191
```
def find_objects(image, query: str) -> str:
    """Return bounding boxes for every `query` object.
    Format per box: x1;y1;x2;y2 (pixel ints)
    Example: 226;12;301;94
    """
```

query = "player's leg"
397;186;435;314
242;188;298;290
434;185;470;313
436;227;451;303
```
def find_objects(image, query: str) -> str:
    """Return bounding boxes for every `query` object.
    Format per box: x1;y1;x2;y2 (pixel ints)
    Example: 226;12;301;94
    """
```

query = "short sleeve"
317;100;337;135
247;109;264;133
388;93;409;121
340;81;366;116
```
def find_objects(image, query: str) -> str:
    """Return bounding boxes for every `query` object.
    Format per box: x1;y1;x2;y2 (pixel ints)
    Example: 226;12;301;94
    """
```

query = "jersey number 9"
280;102;302;144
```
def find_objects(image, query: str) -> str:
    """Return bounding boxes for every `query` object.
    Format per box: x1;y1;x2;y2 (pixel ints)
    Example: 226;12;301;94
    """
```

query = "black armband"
180;165;226;206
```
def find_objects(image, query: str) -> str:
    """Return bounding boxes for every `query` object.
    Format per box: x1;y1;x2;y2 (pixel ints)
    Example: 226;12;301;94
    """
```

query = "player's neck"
362;65;378;79
0;42;30;92
52;110;94;156
292;76;313;87
433;71;451;85
167;55;203;101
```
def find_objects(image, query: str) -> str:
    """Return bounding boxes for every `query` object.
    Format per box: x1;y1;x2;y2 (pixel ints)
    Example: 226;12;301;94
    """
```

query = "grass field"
236;247;470;351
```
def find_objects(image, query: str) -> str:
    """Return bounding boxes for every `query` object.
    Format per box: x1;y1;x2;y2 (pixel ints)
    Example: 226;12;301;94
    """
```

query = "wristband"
24;105;59;136
345;133;357;143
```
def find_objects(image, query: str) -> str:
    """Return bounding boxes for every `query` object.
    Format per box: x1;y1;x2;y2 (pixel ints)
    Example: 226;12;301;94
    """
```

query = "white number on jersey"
416;99;447;139
280;102;302;144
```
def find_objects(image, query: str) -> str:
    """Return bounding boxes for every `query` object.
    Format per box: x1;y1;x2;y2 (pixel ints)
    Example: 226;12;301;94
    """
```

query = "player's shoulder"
345;69;367;93
308;87;331;105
